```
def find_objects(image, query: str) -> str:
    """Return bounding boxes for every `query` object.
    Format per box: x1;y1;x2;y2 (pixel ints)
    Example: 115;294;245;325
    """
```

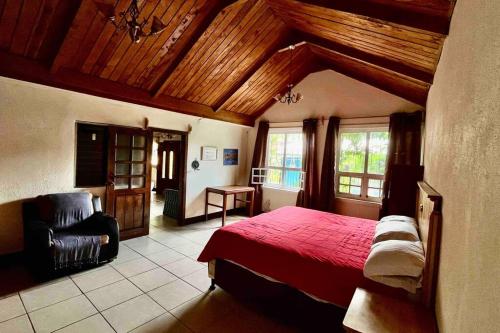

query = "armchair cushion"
36;193;94;230
52;233;102;269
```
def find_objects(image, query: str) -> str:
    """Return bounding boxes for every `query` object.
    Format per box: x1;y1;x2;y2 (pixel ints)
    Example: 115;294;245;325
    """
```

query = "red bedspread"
198;206;377;307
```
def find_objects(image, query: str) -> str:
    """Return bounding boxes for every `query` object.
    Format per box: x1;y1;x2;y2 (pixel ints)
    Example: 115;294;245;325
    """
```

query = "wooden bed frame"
208;181;442;310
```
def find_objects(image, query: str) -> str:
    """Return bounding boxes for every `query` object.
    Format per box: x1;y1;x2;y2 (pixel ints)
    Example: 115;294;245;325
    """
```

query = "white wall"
423;1;500;332
250;70;420;217
0;77;248;254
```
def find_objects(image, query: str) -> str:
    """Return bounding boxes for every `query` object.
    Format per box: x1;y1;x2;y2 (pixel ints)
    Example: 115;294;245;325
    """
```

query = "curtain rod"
266;116;389;127
265;116;389;124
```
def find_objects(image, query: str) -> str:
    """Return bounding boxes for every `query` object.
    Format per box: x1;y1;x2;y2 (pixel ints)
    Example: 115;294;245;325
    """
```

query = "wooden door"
156;141;181;194
106;127;152;239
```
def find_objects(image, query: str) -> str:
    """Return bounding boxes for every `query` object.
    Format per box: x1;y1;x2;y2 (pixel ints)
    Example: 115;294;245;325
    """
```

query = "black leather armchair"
23;192;119;275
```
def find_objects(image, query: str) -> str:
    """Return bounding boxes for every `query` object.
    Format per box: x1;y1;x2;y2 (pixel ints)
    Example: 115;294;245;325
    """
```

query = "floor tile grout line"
125;308;195;333
24;291;83;315
72;272;126;294
18;276;72;295
68;274;118;333
51;312;104;333
82;279;143;312
27;293;97;333
0;312;35;333
0;312;27;324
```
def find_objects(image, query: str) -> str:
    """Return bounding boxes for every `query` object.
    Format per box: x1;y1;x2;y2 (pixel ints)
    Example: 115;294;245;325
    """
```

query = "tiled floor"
0;195;344;332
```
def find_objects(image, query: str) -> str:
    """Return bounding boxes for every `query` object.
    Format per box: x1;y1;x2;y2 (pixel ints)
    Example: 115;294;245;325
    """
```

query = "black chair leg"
209;279;216;291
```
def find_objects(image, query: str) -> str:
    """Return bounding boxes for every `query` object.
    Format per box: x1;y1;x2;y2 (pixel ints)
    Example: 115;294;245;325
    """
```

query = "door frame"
106;126;153;240
149;127;188;224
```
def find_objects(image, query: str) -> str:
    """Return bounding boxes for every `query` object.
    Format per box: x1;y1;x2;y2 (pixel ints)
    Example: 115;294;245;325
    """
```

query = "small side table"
205;186;255;226
343;288;437;333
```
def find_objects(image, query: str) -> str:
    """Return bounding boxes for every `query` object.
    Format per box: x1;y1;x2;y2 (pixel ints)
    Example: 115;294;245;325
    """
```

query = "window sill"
335;196;382;206
263;185;301;193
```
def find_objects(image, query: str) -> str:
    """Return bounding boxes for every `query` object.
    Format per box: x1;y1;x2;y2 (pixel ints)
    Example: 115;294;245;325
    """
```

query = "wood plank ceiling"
0;0;456;126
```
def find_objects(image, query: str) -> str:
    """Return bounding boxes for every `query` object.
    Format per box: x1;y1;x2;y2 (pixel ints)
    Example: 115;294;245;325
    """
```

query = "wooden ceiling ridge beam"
297;31;435;83
213;32;303;112
292;0;455;35
0;51;254;126
151;0;238;98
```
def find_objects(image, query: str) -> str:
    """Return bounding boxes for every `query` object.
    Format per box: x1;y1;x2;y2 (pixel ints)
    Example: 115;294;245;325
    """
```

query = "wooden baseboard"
0;251;24;266
183;207;247;225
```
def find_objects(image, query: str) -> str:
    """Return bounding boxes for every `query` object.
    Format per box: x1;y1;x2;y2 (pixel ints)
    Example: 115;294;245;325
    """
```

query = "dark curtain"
318;117;340;212
296;119;319;208
248;121;269;214
380;111;423;217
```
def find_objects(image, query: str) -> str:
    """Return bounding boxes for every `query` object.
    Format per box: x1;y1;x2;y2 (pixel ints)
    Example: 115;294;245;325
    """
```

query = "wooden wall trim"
0;51;255;126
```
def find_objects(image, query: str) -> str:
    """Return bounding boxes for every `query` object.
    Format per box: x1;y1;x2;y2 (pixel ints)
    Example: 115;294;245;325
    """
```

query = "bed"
197;181;442;311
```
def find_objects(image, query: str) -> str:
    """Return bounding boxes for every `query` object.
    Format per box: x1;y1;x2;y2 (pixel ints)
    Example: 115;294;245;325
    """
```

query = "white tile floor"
0;198;339;332
0;211;303;333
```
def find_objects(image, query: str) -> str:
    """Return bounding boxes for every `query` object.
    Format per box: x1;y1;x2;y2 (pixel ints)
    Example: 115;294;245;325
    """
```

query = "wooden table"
205;186;255;226
343;288;437;333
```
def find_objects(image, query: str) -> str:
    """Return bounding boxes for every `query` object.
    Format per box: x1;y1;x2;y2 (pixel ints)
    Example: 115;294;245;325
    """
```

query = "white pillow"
367;275;422;293
373;221;420;244
379;215;417;227
364;240;425;278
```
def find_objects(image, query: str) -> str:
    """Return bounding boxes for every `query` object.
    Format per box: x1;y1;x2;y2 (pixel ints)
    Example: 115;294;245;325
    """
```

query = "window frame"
264;127;303;191
335;126;389;202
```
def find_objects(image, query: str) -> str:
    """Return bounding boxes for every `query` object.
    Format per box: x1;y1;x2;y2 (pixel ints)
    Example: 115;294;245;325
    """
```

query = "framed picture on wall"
201;146;217;161
223;149;239;165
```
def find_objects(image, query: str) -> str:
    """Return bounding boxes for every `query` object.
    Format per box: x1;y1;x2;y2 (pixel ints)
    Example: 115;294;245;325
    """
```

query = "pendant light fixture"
95;0;167;44
274;45;303;105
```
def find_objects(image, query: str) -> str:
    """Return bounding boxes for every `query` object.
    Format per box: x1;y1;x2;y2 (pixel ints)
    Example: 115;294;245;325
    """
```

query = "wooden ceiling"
0;0;456;126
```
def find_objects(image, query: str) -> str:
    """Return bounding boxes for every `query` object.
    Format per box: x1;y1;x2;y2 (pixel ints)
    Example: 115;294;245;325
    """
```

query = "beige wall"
250;70;419;219
0;77;249;255
423;1;500;332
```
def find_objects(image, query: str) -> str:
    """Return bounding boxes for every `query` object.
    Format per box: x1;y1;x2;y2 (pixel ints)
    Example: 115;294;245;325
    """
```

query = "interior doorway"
150;129;188;228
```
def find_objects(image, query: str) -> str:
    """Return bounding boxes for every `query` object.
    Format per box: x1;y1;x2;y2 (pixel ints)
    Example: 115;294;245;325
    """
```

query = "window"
336;127;389;201
75;123;108;187
265;128;303;190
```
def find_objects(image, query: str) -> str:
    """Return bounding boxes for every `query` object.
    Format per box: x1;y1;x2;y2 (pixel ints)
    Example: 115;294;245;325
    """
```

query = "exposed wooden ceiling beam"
297;32;434;84
49;0;90;73
152;0;238;98
310;45;430;105
0;51;254;126
212;33;303;112
293;0;455;34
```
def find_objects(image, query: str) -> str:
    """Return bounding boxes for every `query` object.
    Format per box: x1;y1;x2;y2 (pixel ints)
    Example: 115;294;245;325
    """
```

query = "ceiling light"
96;0;167;44
274;45;303;105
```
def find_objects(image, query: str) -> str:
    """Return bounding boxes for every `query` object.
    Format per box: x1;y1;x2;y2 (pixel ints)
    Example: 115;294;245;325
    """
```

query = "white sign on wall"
201;146;217;161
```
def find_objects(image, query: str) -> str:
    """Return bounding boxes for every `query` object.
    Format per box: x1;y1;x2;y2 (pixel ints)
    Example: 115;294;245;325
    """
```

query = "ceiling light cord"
274;45;303;105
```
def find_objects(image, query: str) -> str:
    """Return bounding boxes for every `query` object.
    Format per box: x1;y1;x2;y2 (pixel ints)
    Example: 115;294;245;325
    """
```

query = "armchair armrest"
81;213;119;236
80;212;119;259
25;219;53;249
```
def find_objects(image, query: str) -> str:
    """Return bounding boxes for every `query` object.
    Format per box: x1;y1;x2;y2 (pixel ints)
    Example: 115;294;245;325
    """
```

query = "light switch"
92;133;96;141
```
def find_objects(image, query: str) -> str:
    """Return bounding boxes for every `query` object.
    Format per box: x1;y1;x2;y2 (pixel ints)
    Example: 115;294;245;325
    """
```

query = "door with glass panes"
106;127;152;239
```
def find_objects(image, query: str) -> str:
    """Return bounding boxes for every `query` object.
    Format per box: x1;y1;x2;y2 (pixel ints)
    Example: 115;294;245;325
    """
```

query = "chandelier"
96;0;167;44
274;45;303;105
